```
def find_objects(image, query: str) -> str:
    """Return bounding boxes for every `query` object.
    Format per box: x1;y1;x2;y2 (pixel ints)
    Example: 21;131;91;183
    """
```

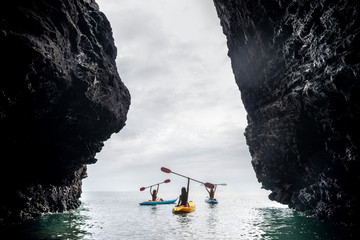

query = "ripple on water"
0;192;355;240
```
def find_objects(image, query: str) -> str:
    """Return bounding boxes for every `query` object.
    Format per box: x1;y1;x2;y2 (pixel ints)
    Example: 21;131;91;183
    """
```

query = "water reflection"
207;203;218;209
257;207;353;240
176;213;192;224
0;208;91;240
174;213;194;239
206;203;218;236
1;192;356;239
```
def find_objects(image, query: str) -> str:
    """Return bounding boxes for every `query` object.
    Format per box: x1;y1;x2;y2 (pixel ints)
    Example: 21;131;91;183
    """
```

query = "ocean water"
1;191;354;239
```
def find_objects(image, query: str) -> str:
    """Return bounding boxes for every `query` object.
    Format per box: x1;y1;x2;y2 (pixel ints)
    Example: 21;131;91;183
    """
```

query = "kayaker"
177;187;188;206
205;184;217;200
150;184;159;201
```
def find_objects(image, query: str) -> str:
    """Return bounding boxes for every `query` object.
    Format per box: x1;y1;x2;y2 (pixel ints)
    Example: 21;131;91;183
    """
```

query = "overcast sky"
83;0;265;194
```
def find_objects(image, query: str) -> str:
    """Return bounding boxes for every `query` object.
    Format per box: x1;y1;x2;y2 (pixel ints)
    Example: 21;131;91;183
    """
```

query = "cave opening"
83;0;260;194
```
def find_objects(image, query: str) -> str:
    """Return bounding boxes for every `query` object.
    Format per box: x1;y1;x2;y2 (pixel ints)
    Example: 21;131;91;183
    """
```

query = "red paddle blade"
164;179;171;183
161;167;171;173
205;182;215;189
140;187;145;191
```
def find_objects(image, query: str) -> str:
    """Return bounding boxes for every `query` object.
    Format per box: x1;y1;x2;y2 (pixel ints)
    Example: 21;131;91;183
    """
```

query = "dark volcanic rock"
213;0;360;226
0;0;130;223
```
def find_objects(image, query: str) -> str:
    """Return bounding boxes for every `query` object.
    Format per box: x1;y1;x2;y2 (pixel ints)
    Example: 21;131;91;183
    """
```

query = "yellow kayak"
172;201;195;213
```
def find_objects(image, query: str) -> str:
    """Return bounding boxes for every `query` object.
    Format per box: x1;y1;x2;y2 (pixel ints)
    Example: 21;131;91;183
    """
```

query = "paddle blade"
161;167;171;173
205;182;215;189
164;179;171;183
140;187;145;191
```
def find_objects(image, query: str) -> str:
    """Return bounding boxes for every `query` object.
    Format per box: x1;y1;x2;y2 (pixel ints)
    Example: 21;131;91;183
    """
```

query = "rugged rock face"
0;0;130;223
213;0;359;226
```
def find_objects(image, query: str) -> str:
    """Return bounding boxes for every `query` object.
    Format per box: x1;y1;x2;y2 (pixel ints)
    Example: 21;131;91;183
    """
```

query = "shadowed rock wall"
213;0;359;226
0;0;130;223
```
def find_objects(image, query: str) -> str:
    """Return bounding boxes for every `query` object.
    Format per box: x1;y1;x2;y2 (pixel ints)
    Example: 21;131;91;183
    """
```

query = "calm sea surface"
1;191;355;239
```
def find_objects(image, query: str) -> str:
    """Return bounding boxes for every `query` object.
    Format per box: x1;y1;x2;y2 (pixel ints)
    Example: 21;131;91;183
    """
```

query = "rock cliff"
0;0;130;223
213;0;359;226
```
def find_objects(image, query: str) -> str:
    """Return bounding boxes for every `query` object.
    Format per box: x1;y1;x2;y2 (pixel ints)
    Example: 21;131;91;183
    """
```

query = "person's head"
153;189;157;195
181;187;186;195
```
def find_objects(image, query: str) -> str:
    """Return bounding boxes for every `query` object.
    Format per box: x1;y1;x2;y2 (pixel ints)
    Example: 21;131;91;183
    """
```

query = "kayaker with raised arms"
177;177;190;206
205;184;217;200
150;184;160;201
177;187;188;206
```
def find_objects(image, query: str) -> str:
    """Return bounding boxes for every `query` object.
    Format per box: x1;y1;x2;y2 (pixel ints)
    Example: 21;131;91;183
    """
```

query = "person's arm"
214;185;217;193
156;184;159;194
150;187;153;196
205;186;210;194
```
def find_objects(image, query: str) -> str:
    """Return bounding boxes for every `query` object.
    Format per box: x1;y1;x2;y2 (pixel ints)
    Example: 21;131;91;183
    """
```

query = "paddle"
139;179;171;191
161;167;215;189
202;183;227;187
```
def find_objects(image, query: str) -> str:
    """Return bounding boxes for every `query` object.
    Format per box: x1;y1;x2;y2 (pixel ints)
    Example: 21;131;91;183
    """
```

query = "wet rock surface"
0;0;130;223
213;0;359;226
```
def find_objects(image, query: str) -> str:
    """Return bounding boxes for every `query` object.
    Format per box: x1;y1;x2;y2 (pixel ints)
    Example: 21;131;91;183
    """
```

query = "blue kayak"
139;198;177;205
205;196;218;204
